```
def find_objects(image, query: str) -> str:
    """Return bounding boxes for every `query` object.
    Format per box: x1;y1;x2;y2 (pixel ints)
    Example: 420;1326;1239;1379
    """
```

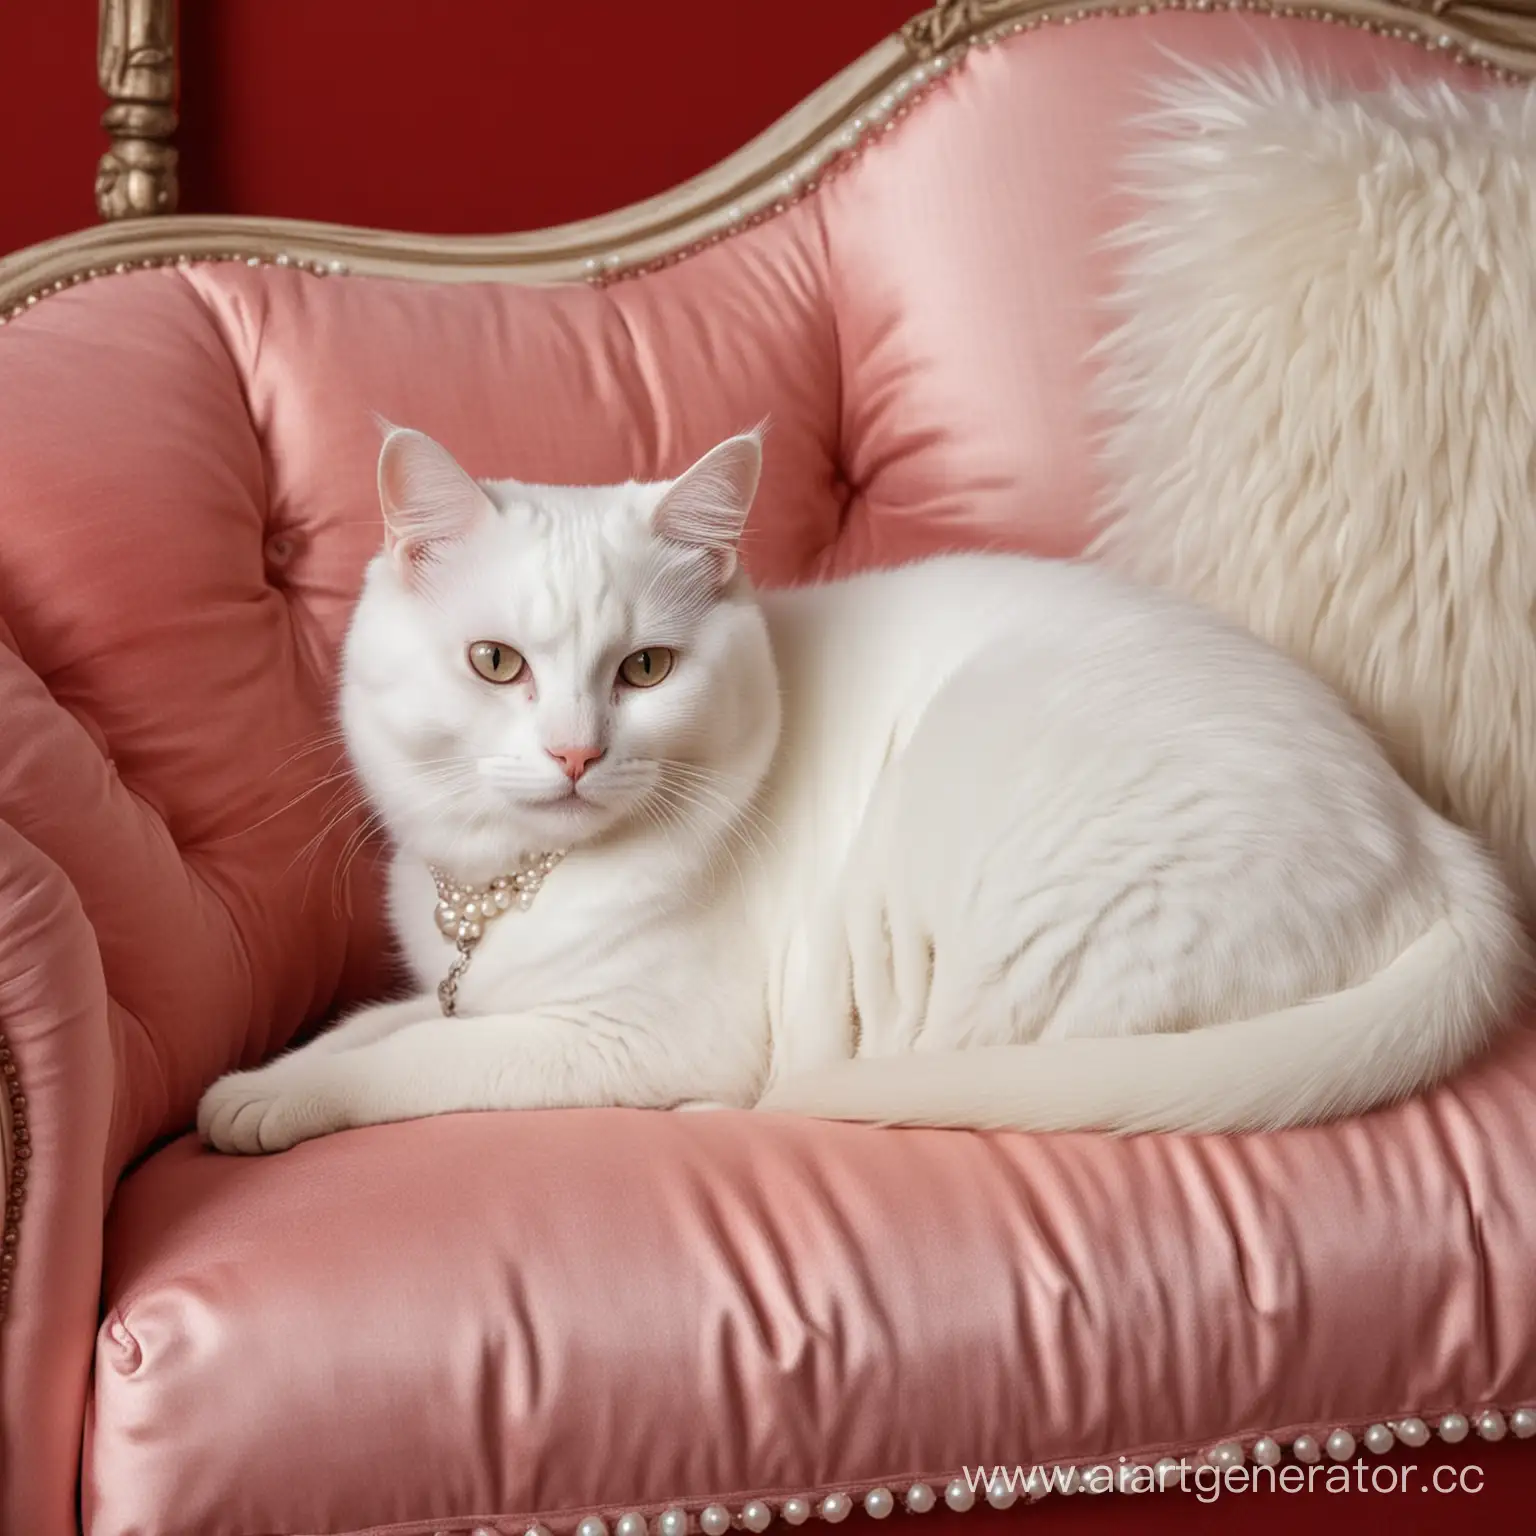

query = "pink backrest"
0;14;1481;1179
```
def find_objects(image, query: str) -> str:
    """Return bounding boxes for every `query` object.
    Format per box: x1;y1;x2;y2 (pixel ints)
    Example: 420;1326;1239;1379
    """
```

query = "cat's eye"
618;647;675;688
468;641;526;685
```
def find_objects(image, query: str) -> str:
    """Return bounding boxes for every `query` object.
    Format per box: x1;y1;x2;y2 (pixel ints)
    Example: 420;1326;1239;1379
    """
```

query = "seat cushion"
90;1028;1536;1536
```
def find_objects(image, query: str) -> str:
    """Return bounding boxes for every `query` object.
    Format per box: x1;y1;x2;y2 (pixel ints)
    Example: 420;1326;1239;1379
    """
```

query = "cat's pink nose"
547;745;605;782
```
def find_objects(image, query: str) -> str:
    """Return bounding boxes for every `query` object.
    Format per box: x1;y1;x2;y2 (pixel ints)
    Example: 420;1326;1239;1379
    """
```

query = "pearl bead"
1326;1429;1355;1461
578;1519;610;1536
1292;1435;1321;1463
659;1511;689;1536
1364;1424;1394;1455
985;1475;1017;1510
1394;1419;1430;1448
616;1515;648;1536
1208;1442;1243;1470
1057;1467;1080;1495
780;1501;811;1527
698;1508;728;1536
1252;1438;1281;1467
1477;1410;1507;1442
863;1488;894;1519
1439;1413;1470;1444
943;1478;974;1512
1022;1469;1052;1499
1512;1408;1536;1439
904;1484;935;1514
526;1526;553;1536
1154;1457;1182;1489
741;1503;772;1533
819;1494;851;1524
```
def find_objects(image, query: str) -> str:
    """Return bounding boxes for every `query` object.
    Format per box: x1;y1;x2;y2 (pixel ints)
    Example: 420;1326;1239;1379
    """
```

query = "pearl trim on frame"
0;249;350;327
419;1402;1536;1534
445;1406;1536;1536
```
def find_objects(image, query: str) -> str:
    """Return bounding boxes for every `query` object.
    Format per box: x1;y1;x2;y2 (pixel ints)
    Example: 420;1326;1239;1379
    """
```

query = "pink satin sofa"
3;5;1536;1534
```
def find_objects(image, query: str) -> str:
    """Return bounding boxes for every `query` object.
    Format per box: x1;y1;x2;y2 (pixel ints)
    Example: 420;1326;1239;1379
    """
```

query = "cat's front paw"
197;1064;347;1154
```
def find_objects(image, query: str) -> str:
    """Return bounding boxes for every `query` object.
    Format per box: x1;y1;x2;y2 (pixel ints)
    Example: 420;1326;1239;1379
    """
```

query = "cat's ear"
377;425;495;577
651;431;762;584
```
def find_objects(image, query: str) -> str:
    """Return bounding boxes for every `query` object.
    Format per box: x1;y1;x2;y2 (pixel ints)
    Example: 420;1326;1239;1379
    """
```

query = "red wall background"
7;0;917;257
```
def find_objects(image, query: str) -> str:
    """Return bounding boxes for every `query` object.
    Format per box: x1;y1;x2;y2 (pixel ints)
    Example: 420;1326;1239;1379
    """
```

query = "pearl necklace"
428;850;566;1016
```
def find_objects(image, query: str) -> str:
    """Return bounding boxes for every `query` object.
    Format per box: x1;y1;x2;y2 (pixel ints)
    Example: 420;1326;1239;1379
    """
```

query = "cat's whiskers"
284;760;473;916
213;750;472;861
210;718;413;844
289;757;471;874
656;760;780;845
646;770;767;903
632;792;723;913
268;724;351;773
326;767;475;915
652;764;779;867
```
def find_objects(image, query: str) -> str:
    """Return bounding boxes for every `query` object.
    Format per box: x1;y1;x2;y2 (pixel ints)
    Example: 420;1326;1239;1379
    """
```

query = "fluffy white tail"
759;840;1528;1135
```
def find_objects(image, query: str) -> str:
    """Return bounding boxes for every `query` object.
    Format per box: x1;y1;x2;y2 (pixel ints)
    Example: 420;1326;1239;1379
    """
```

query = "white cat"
198;427;1528;1154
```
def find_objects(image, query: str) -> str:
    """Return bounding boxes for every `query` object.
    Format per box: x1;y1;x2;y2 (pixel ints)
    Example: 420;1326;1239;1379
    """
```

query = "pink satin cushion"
92;1033;1536;1536
65;11;1531;1536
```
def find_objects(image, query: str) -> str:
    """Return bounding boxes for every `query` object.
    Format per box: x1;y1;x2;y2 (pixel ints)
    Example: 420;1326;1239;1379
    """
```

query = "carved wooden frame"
3;0;1536;1322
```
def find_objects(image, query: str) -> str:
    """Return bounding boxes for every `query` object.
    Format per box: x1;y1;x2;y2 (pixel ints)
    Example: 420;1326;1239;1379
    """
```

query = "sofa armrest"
0;821;114;1536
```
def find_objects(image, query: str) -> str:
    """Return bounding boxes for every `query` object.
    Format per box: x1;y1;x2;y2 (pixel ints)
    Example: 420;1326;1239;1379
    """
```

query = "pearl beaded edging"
0;250;350;326
433;1406;1536;1535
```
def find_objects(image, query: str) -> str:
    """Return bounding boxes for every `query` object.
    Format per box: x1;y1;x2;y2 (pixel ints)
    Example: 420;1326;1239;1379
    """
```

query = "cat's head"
340;427;781;875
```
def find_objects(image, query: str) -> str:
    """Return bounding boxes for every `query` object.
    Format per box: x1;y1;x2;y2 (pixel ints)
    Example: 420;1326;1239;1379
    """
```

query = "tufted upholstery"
3;13;1535;1536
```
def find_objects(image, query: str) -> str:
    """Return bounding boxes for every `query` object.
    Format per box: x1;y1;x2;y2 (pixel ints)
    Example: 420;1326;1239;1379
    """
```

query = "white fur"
1090;59;1536;917
198;429;1527;1152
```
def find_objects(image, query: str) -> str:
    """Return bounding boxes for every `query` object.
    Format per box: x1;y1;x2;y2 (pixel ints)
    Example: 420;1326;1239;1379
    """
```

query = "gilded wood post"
96;0;178;220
